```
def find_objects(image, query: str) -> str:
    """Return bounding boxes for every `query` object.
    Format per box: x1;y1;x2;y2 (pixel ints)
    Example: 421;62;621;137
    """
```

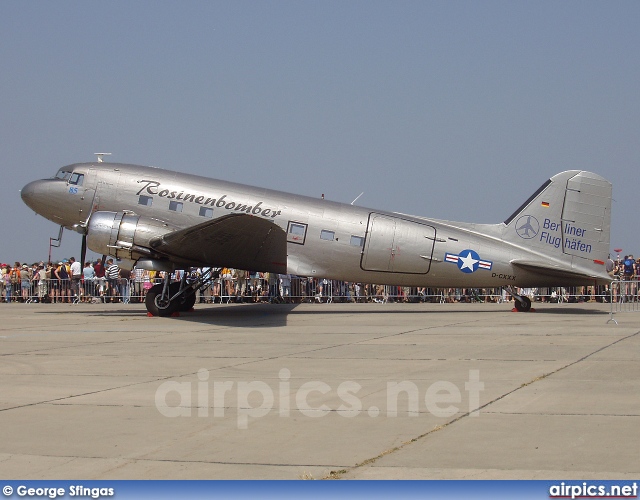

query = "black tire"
166;282;196;312
145;283;178;317
176;288;197;312
514;296;532;312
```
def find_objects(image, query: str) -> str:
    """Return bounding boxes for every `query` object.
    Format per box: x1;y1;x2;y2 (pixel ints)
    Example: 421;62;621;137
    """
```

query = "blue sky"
2;1;639;263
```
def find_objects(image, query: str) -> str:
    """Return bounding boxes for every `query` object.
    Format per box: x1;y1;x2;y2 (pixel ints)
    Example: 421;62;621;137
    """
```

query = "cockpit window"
69;173;84;186
55;170;72;181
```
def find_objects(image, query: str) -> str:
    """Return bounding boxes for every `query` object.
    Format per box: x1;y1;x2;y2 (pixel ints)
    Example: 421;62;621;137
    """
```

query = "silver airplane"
21;162;612;316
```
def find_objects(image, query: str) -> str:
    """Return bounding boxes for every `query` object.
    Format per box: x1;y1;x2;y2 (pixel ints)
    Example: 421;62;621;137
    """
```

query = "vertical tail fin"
503;170;611;266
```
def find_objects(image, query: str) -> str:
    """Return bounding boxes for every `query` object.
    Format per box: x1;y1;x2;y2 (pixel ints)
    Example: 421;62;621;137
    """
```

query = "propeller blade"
80;234;87;269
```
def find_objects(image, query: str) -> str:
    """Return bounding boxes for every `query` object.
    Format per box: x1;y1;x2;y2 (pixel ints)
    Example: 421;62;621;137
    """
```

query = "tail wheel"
145;283;178;317
514;296;532;312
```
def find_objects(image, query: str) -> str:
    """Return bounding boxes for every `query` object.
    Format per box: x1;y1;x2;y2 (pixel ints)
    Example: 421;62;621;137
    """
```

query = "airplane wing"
149;213;287;273
510;259;610;283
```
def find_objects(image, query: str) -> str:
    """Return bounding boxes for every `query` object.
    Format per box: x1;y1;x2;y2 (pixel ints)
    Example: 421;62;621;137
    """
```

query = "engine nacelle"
86;211;175;261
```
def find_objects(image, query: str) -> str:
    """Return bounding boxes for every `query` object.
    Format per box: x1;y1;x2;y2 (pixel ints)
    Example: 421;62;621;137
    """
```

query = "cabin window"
138;195;153;207
350;235;364;247
320;229;335;241
199;207;213;218
287;221;307;245
169;201;183;212
68;173;84;186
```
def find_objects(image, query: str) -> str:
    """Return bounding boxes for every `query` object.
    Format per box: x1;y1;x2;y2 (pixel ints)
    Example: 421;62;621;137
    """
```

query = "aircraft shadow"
527;307;610;315
30;302;609;328
166;302;612;326
174;303;513;326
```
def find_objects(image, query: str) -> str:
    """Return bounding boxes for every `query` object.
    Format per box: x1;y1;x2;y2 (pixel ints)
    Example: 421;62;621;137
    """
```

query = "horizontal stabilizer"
511;259;609;282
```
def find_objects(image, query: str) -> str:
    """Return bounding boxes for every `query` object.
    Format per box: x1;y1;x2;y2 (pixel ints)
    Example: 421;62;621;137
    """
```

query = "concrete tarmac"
0;301;638;480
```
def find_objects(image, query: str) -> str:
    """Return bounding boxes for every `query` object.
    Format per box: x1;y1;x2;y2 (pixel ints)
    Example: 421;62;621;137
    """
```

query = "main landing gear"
145;268;220;317
506;287;532;312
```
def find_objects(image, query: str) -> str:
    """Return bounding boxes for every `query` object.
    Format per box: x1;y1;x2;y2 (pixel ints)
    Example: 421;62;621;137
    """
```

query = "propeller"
71;223;88;269
74;201;98;270
80;233;87;269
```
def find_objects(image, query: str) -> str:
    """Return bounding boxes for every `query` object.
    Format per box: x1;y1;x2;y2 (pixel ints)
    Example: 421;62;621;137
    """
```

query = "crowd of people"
0;254;638;305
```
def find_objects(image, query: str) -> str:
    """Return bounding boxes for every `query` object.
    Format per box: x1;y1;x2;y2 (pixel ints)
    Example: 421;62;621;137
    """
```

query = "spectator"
49;262;59;303
19;264;31;302
4;264;15;303
82;262;95;302
69;257;82;301
133;265;145;303
235;269;248;302
55;261;70;303
119;266;131;304
623;254;636;299
0;264;6;301
34;264;47;302
279;274;291;302
105;259;120;303
267;272;279;303
606;255;615;277
8;262;21;303
94;259;105;279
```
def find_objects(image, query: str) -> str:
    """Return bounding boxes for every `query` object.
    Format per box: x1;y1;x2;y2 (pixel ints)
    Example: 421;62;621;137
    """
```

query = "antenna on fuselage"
94;153;112;163
350;192;364;205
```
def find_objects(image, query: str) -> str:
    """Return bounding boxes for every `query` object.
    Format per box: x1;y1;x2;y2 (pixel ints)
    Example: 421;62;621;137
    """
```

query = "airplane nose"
21;179;49;212
21;180;37;206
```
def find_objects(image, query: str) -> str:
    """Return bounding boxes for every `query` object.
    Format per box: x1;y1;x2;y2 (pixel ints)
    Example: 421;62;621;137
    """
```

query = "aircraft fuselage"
21;163;611;288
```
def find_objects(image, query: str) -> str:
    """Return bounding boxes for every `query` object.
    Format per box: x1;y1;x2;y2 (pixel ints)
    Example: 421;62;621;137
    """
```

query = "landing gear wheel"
145;284;178;317
514;296;532;312
174;283;196;312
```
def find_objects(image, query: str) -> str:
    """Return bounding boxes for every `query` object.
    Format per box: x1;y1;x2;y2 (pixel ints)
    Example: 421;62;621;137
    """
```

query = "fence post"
607;280;618;325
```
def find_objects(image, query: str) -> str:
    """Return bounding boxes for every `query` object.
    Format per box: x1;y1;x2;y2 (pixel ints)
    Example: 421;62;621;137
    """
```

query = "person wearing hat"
54;261;70;303
20;264;32;302
33;264;47;302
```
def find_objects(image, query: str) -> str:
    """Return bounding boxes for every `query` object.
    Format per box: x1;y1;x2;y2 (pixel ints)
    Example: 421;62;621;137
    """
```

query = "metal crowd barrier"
0;277;133;304
607;279;640;324
0;276;620;306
